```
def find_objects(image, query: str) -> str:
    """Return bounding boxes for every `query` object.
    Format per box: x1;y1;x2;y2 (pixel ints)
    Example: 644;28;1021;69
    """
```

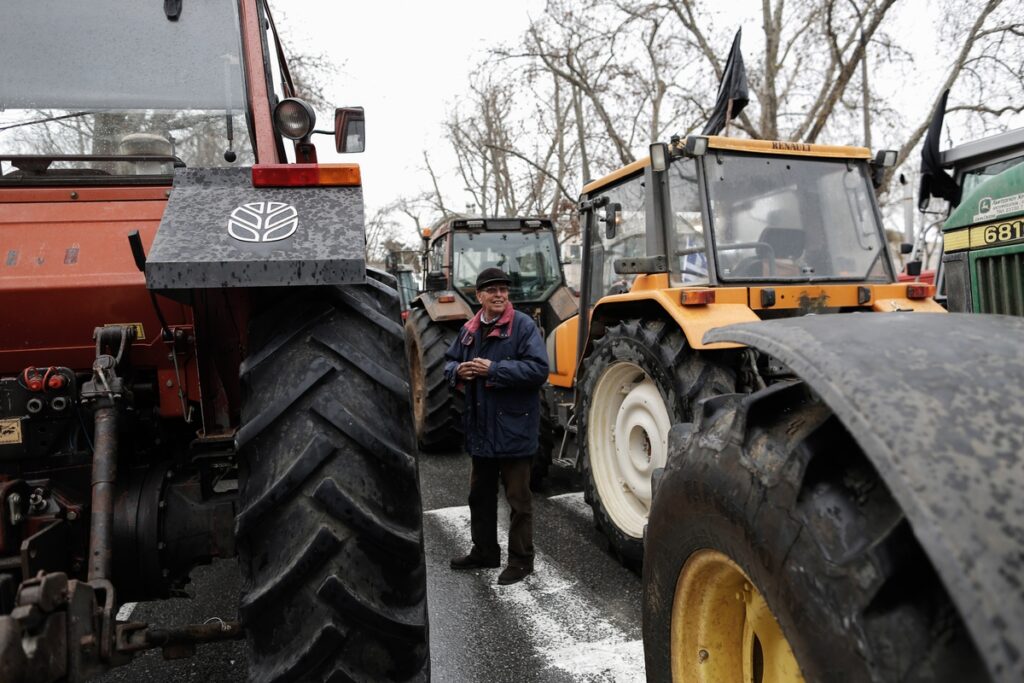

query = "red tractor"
0;2;427;681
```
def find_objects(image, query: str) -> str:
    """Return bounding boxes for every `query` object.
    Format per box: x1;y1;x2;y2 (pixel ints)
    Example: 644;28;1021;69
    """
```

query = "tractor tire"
236;270;429;683
530;402;554;492
405;307;464;452
642;381;986;683
578;319;733;568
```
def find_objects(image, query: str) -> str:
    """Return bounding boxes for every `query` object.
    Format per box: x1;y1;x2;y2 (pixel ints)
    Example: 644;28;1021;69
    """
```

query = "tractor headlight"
274;98;316;140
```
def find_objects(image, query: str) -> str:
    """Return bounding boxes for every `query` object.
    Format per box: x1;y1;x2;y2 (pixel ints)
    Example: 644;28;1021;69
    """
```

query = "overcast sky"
279;0;545;240
278;0;1023;244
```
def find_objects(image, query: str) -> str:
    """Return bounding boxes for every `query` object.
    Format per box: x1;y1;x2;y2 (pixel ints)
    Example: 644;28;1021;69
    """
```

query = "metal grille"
976;250;1024;315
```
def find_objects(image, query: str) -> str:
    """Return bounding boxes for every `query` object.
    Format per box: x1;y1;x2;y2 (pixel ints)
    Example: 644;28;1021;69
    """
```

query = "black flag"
918;88;961;210
702;29;749;136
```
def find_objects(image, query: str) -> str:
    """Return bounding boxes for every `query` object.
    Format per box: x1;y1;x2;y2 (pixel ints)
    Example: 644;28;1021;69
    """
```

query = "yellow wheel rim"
671;550;804;683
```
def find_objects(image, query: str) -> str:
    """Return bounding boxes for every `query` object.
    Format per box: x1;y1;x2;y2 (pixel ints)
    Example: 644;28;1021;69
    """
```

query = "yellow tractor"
547;135;1023;681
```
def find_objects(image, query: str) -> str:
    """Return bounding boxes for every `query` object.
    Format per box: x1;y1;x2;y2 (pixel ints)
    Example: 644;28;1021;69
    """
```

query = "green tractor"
941;157;1024;315
918;94;1024;313
404;217;577;457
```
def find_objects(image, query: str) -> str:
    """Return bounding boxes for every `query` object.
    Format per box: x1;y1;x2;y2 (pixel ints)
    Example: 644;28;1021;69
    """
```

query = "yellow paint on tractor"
943;218;1024;253
582;157;652;194
547;315;580;388
706;135;871;160
546;279;944;386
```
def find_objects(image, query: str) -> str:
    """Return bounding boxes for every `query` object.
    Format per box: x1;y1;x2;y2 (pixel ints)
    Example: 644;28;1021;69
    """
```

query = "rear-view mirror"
335;107;365;153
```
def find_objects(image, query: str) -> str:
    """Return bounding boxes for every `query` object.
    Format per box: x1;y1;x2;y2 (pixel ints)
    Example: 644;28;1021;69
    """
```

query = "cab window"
588;173;647;298
668;157;708;284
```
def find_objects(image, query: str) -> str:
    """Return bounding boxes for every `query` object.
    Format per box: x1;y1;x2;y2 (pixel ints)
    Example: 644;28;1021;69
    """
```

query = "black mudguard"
145;167;365;289
704;312;1024;681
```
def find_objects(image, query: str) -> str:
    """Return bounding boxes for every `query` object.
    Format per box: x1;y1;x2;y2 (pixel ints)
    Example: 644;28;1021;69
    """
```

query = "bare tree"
415;0;1022;243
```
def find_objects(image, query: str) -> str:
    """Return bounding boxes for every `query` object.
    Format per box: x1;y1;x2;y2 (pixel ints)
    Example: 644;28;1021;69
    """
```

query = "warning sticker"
0;419;22;445
974;191;1024;223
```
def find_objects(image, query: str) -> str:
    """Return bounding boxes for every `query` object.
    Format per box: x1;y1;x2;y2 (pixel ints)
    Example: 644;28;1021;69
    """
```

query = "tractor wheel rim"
588;361;671;538
671;550;804;683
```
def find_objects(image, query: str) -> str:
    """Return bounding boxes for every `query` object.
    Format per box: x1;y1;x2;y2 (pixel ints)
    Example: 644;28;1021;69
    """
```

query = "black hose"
88;406;118;583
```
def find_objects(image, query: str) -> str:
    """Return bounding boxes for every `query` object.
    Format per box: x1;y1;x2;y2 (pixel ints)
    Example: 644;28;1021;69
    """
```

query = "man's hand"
457;358;492;380
469;358;492;376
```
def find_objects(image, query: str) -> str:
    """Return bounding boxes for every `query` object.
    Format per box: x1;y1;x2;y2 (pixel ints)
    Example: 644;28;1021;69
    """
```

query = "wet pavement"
97;451;645;682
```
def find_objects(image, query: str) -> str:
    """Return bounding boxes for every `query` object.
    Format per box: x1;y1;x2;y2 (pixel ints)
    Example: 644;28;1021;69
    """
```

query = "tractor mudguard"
413;290;474;323
145;168;365;289
703;312;1024;681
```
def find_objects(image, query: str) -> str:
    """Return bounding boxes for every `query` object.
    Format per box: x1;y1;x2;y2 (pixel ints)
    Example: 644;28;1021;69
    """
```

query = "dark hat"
476;267;511;289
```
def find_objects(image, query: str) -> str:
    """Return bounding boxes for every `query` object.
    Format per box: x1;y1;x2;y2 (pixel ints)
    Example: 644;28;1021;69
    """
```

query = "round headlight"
273;98;316;140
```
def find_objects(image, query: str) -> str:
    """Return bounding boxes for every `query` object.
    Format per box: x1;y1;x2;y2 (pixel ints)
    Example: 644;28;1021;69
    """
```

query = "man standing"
444;267;549;585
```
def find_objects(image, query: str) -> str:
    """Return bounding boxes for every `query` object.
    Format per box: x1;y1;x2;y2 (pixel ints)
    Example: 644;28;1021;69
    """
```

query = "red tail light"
252;163;361;187
680;289;716;306
906;284;933;300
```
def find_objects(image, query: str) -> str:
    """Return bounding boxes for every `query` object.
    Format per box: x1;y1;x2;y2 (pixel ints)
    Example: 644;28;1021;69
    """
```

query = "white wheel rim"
589;361;672;538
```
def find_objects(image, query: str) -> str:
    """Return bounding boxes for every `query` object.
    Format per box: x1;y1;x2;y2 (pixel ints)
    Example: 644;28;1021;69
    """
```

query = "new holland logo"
228;202;299;242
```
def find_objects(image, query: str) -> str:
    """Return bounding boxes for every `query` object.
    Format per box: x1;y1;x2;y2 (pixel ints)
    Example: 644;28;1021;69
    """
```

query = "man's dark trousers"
468;456;534;569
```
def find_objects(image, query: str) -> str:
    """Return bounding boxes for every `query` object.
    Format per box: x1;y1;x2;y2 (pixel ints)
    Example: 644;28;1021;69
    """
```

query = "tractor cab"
582;137;895;310
420;217;576;335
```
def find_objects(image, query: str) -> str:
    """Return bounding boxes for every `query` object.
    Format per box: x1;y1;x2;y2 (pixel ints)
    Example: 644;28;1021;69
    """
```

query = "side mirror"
871;149;897;189
906;260;923;276
602;202;621;239
900;242;914;255
334;107;365;153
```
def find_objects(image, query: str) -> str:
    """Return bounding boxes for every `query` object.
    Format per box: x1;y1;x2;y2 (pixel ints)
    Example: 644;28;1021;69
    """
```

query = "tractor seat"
757;227;805;260
735;227;806;277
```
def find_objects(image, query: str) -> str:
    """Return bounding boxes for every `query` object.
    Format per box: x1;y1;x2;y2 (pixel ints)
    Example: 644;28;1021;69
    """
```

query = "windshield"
0;0;253;179
706;152;890;282
960;155;1024;198
452;230;562;303
396;270;418;310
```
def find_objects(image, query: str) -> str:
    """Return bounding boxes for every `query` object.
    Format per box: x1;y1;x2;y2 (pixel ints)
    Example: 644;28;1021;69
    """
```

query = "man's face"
476;284;509;319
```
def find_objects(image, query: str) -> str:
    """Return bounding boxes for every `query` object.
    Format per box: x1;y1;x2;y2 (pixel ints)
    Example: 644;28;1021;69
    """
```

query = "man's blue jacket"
444;304;549;459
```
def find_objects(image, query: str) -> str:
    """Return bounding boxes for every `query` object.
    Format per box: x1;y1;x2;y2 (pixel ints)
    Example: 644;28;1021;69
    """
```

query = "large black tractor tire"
578;319;733;569
405;307;464;452
236;270;429;683
643;381;986;683
529;401;554;492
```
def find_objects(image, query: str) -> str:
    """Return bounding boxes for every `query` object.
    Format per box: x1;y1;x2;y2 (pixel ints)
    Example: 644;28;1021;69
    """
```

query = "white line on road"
116;601;137;622
426;505;645;682
547;491;591;519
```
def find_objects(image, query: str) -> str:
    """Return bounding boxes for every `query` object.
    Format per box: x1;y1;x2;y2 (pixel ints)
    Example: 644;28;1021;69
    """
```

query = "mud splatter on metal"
705;312;1024;682
145;168;365;289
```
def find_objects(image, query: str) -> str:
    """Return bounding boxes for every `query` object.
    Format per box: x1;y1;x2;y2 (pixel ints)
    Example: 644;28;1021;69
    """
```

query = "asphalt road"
97;452;645;682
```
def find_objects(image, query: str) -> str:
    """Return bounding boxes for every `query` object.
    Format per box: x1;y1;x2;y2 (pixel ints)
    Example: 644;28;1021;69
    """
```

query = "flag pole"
724;98;734;137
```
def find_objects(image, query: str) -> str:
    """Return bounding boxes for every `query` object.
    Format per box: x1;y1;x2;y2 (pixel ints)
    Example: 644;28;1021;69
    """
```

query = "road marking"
547;491;591;519
426;505;644;681
116;601;137;621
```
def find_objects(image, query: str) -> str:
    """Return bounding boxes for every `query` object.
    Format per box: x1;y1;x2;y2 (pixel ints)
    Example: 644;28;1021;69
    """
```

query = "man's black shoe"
450;554;500;570
497;565;533;585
